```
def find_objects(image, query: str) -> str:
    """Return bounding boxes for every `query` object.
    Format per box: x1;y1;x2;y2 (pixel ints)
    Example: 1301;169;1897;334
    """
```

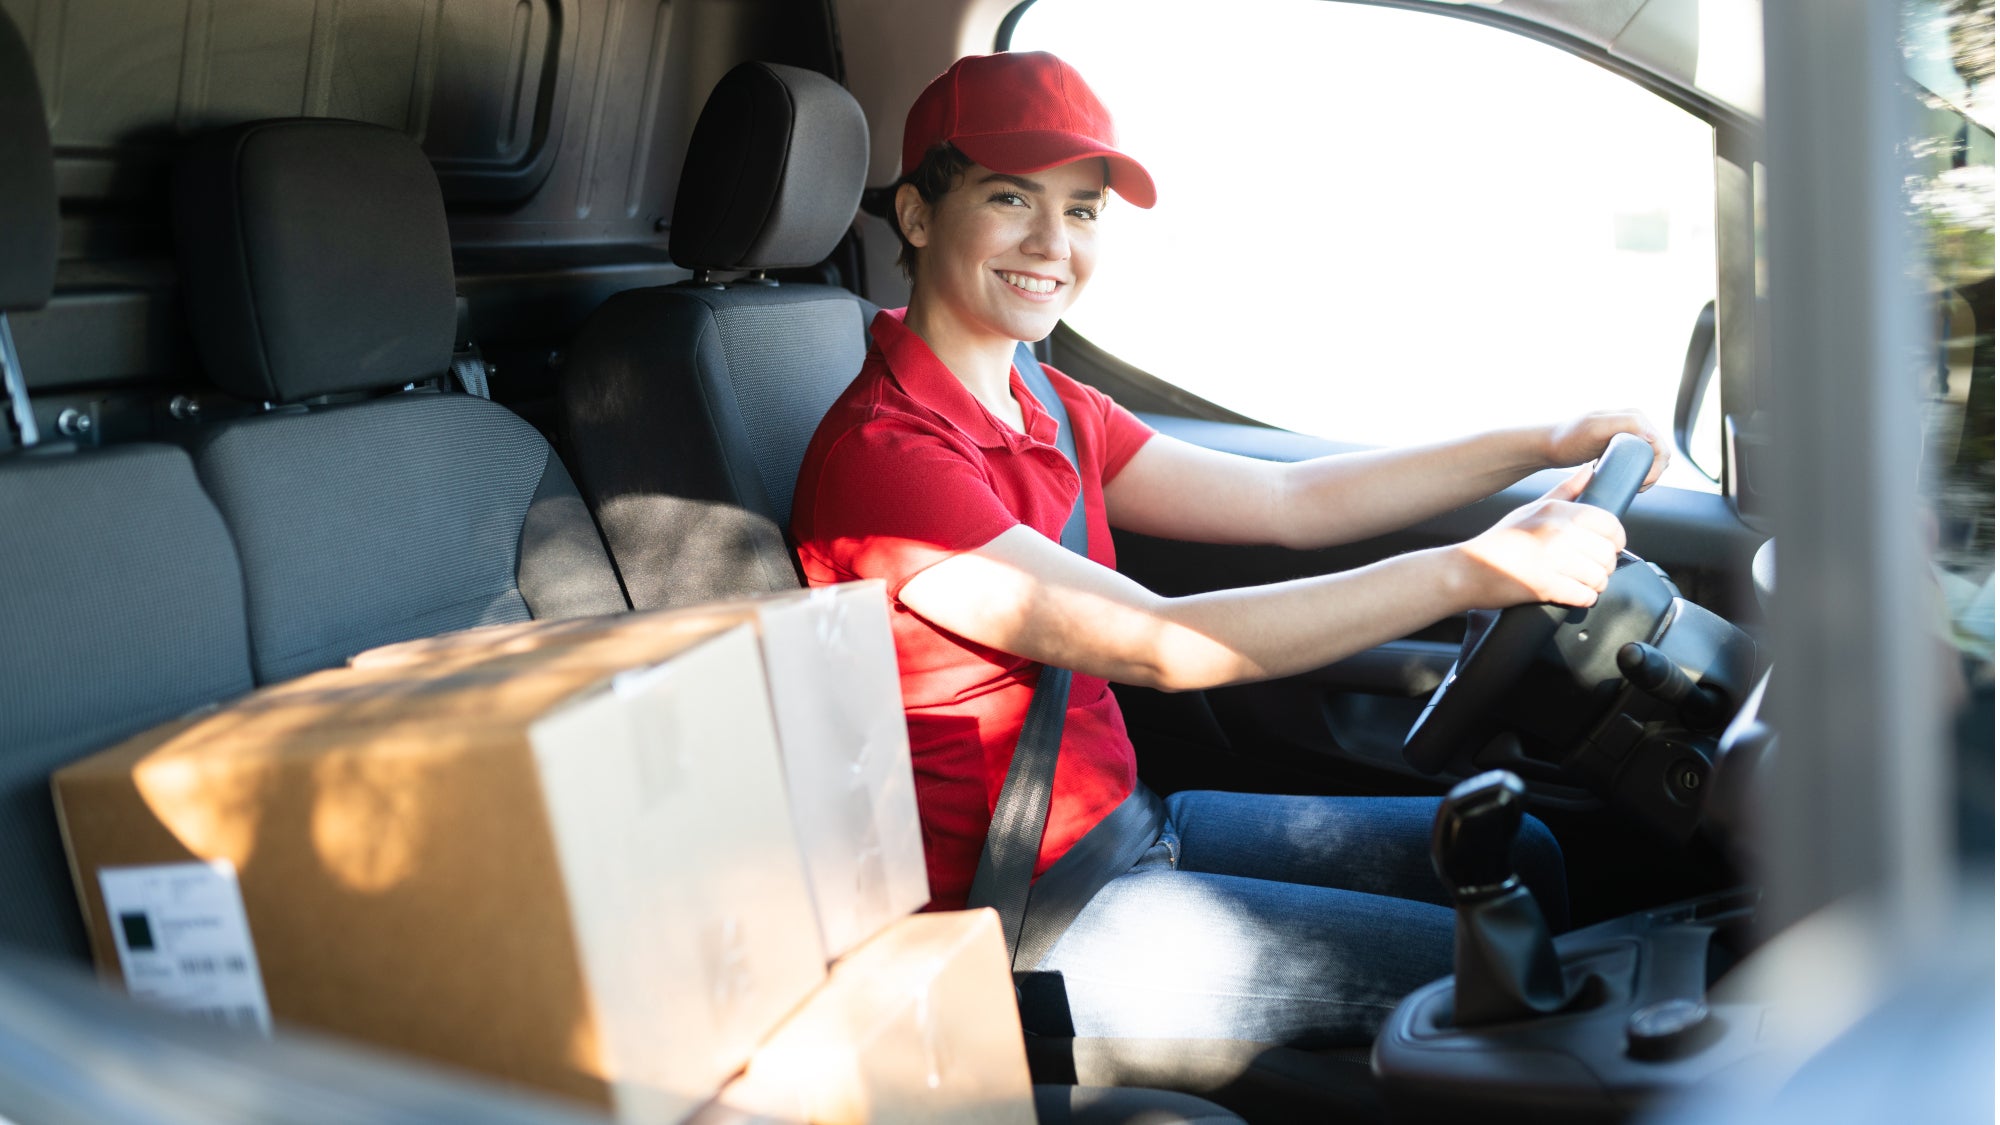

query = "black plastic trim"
996;1;1039;52
1048;323;1266;426
1673;299;1720;482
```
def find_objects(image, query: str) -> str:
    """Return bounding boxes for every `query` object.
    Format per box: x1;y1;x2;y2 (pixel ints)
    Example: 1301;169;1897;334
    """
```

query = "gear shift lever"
1432;769;1575;1026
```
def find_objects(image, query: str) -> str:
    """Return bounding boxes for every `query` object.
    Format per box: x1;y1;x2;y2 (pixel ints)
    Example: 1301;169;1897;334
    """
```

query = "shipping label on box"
98;860;272;1034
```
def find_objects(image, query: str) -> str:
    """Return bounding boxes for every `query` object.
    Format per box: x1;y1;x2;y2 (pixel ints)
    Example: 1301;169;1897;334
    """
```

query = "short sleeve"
1057;374;1156;484
804;419;1020;599
1098;396;1156;483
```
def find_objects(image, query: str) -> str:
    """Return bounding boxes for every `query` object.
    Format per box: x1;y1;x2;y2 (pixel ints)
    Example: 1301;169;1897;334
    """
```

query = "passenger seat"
561;62;875;610
170;120;628;682
0;12;255;961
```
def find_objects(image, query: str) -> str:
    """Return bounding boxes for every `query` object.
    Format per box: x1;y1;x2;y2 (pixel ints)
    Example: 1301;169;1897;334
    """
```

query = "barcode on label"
188;1005;263;1029
174;955;250;976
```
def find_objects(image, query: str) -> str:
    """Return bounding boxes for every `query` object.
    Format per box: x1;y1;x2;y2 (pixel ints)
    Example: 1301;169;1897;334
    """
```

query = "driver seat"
559;60;1387;1123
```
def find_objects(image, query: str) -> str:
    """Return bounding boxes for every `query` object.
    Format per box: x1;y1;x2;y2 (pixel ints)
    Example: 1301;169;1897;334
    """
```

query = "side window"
1903;0;1994;680
1010;0;1721;490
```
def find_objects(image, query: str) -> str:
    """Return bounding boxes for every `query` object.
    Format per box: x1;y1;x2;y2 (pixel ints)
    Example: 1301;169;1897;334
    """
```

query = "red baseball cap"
900;52;1157;209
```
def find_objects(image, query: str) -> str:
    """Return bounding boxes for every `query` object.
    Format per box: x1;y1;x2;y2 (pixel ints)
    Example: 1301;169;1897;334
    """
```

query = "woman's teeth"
999;271;1058;294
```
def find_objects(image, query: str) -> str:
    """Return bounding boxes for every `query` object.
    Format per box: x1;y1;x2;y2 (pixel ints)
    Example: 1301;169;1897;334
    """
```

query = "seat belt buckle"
1013;970;1076;1037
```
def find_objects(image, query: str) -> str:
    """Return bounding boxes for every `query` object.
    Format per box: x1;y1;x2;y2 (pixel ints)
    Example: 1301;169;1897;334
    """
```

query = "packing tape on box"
843;722;912;924
703;913;756;1033
824;587;902;922
613;663;693;806
807;584;841;629
850;816;891;921
914;977;953;1092
816;589;883;739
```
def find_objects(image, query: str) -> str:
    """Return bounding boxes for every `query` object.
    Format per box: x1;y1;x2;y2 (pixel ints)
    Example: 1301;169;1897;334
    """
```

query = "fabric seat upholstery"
172;119;628;683
0;447;256;960
0;11;256;961
1032;1084;1246;1125
561;61;875;610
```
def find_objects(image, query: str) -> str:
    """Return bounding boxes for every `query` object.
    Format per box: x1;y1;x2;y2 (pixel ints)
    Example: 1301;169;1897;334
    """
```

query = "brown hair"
889;143;974;281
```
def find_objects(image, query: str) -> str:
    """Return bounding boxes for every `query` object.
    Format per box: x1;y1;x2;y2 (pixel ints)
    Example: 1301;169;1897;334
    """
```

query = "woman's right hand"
1452;468;1628;610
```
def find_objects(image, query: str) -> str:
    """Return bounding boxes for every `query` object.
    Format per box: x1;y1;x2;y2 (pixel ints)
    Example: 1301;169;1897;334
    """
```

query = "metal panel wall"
0;0;569;205
1;0;845;392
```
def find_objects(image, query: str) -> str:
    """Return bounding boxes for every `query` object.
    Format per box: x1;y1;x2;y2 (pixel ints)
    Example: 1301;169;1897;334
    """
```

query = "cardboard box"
55;616;829;1123
718;910;1037;1125
355;583;929;959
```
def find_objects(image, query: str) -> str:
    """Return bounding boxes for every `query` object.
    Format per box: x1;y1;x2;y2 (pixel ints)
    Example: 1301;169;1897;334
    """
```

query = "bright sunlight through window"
1012;0;1722;490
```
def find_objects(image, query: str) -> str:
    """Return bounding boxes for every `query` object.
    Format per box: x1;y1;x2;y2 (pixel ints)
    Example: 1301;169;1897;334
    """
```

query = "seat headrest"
173;119;456;404
670;62;868;274
0;11;57;313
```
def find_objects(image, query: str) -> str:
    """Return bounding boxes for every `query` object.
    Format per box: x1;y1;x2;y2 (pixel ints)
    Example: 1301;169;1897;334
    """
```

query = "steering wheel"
1403;433;1656;775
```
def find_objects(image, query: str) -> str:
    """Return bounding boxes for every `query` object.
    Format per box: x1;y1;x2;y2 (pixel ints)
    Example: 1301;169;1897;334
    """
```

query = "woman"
791;51;1666;1047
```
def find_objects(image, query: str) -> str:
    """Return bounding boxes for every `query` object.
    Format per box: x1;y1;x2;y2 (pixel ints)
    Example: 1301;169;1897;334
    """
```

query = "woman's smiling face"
898;158;1108;346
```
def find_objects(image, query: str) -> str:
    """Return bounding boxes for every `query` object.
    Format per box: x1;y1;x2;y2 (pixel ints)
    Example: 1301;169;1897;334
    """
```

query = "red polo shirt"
792;309;1157;910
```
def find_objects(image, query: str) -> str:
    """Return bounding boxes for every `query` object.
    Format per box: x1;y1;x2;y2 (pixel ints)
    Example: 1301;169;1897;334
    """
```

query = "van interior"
0;0;1989;1122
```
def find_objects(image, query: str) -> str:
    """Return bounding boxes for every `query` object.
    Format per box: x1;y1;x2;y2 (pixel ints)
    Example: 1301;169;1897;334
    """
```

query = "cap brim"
953;130;1157;209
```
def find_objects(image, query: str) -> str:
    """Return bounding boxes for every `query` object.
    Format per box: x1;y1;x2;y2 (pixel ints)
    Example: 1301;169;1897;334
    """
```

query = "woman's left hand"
1545;410;1671;490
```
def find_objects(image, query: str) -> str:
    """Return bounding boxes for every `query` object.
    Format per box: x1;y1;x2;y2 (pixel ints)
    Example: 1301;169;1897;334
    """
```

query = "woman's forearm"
1133;546;1477;690
1269;425;1553;550
900;478;1623;695
1107;412;1665;553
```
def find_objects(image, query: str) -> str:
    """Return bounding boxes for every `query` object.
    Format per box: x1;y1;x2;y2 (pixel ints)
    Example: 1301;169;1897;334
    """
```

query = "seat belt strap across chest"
965;341;1087;965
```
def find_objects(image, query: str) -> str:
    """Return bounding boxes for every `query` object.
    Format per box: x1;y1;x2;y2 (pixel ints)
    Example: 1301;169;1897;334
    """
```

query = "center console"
1371;771;1770;1124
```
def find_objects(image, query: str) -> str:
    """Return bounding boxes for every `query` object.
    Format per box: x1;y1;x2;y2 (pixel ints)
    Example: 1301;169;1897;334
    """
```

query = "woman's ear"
894;183;931;250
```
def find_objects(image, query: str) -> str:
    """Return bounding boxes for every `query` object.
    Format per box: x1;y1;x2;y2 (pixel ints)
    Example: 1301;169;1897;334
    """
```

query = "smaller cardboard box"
718;909;1037;1125
55;616;828;1123
355;582;929;959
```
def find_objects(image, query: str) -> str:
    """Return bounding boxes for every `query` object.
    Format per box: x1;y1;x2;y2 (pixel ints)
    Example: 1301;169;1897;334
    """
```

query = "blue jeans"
1032;789;1568;1048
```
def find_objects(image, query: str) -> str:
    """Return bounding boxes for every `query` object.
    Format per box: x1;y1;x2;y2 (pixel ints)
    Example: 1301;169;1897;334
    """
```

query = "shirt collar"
870;308;1061;451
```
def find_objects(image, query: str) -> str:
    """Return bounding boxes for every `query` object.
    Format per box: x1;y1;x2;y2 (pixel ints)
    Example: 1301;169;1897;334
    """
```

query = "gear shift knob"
1431;769;1527;901
1431;768;1577;1026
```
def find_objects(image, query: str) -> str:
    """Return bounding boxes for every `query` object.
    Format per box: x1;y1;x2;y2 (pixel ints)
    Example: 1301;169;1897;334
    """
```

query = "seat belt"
449;296;491;399
0;311;38;450
965;341;1089;966
967;344;1171;1038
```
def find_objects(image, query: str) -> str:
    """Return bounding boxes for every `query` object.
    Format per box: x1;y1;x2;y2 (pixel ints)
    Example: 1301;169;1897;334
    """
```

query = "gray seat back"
190;394;614;682
172;120;628;683
0;448;256;960
0;11;256;961
561;62;873;610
